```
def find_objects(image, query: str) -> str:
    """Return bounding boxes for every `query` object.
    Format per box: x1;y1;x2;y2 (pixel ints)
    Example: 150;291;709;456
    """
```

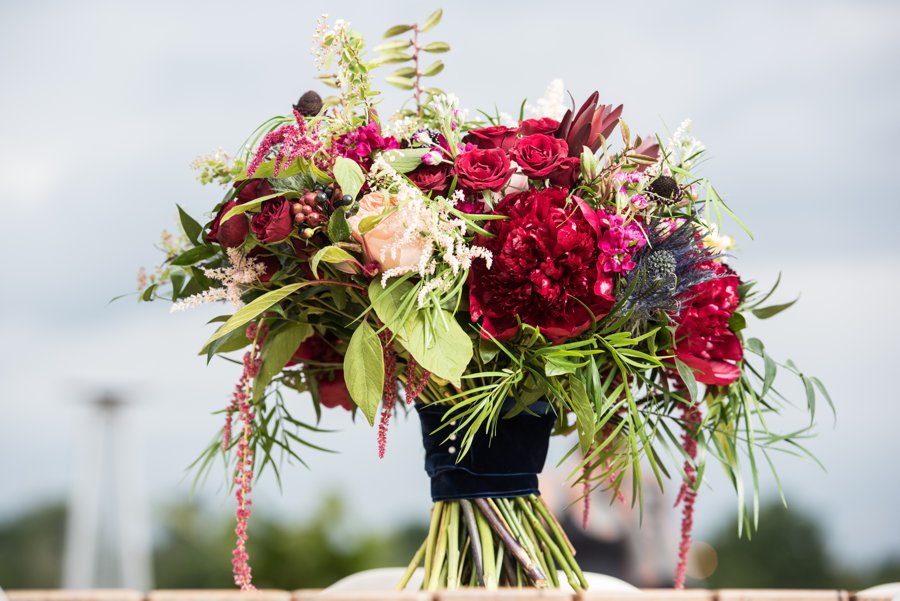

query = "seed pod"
294;90;323;117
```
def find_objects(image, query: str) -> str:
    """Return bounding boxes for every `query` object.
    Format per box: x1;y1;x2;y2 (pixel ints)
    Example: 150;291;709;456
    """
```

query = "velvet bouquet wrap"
140;9;828;592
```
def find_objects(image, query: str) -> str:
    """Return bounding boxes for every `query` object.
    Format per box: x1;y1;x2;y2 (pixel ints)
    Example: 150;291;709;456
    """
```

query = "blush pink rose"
348;192;427;272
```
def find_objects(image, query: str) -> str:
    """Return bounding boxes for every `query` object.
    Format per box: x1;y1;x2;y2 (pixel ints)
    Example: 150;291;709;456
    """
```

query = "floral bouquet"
141;9;829;592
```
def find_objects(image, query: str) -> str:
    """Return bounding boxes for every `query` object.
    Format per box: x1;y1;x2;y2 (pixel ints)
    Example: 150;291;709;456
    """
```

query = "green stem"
396;539;426;591
531;495;588;589
515;496;582;591
423;501;444;586
446;502;460;588
460;499;484;587
474;503;497;589
427;504;450;591
474;498;547;588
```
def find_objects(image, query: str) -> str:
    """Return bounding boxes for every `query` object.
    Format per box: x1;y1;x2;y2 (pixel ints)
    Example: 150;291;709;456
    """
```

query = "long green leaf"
344;322;384;426
202;283;304;349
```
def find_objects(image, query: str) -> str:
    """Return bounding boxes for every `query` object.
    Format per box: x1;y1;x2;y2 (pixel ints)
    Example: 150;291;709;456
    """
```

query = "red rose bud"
517;118;560;136
233;178;274;203
206;200;249;248
510;134;569;179
407;163;452;195
251;198;294;243
548;156;581;188
463;125;517;150
453;148;515;192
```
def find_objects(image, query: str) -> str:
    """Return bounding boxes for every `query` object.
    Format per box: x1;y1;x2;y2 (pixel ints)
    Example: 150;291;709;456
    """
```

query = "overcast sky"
1;0;899;573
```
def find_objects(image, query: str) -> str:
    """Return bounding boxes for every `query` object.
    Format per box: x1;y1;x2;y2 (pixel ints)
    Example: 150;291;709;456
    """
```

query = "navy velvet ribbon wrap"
416;400;556;501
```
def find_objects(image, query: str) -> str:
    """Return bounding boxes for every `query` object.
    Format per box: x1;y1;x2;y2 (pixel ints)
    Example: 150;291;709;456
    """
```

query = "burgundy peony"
674;262;743;385
464;125;517;150
407;163;452;195
518;118;560;136
251;198;293;243
290;335;353;411
468;188;614;342
206;200;249;248
453;148;515;192
510;134;569;179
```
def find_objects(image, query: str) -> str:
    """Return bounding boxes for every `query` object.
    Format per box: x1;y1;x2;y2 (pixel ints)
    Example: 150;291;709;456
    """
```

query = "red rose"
290;335;353;411
518;118;560;136
206;200;249;248
674;262;743;385
510;134;569;179
235;178;274;203
468;188;613;342
407;163;452;195
251;198;293;243
548;157;581;188
453;148;515;192
464;126;517;150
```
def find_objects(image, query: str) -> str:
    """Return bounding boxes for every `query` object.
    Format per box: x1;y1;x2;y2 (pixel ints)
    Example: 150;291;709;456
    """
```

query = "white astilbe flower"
368;157;492;307
526;79;568;120
171;248;267;312
666;118;706;170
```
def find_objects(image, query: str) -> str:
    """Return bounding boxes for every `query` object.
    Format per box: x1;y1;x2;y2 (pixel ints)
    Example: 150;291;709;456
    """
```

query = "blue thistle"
614;220;719;325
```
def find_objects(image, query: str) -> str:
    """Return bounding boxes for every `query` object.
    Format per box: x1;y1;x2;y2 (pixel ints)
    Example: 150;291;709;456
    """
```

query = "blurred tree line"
0;494;425;589
0;496;897;590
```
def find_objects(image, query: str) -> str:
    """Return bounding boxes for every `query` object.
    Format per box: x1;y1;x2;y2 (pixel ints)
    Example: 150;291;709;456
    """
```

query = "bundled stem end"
400;495;585;592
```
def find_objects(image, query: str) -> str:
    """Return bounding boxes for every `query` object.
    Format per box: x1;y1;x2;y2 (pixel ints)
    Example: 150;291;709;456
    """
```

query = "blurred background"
2;0;899;591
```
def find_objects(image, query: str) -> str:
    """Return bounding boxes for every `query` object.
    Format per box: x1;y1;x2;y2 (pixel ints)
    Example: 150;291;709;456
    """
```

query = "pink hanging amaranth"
377;331;397;459
581;446;593;529
230;348;261;591
674;402;701;589
404;356;430;404
246;109;320;177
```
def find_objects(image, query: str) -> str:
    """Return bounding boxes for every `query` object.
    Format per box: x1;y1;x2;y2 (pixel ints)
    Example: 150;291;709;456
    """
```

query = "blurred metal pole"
62;392;152;590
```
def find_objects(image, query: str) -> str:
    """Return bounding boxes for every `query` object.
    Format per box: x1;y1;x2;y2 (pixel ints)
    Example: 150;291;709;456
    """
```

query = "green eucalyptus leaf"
221;191;284;222
177;205;203;245
421;60;445;77
253;322;312;401
369;278;471;385
386;76;415;90
202;283;304;350
332;156;365;200
358;213;385;235
170;245;218;267
374;39;412;53
203;324;251;363
569;377;596;455
751;298;798;320
674;357;699;404
401;311;471;387
420;9;443;32
372;52;413;66
140;283;157;302
327;207;352;243
344;322;384;426
311;245;356;278
423;41;450;53
383;24;413;38
382;147;429;173
391;66;417;78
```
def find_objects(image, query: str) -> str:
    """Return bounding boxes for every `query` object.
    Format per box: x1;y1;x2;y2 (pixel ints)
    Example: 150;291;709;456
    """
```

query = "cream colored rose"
347;192;427;271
